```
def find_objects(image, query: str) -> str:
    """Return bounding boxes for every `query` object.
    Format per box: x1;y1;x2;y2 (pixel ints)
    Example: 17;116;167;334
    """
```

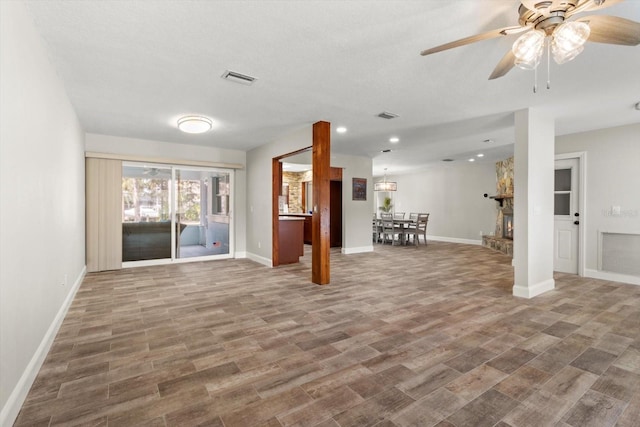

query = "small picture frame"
352;178;367;201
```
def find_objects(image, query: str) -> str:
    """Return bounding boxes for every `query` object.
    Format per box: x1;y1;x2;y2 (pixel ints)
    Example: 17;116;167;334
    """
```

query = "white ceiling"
25;0;640;176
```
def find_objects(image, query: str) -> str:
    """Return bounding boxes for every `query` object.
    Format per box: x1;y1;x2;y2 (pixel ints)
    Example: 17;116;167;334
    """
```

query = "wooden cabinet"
278;217;304;264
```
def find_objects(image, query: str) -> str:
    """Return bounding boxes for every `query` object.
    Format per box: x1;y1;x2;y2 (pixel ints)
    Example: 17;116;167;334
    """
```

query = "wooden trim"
312;121;331;285
85;151;244;170
272;159;282;266
273;147;311;161
330;167;343;181
301;181;307;213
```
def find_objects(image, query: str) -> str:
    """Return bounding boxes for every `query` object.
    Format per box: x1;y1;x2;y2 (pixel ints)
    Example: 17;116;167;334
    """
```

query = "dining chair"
409;212;418;221
372;212;380;243
380;213;398;245
393;212;405;220
414;213;430;245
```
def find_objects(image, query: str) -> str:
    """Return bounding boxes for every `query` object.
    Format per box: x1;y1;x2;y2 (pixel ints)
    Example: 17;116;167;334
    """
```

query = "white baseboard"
234;251;247;259
0;266;86;427
342;246;374;254
427;235;482;245
246;252;273;267
513;278;555;299
584;268;640;286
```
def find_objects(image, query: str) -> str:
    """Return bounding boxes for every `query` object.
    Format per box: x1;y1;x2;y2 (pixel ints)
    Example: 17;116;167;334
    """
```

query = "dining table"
373;217;416;245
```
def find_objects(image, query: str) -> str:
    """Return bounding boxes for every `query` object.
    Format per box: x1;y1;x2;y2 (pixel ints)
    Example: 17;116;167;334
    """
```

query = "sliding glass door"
175;168;231;258
121;162;233;265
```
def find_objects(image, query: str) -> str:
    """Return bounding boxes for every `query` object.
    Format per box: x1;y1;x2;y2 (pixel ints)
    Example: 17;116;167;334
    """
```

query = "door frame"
555;151;587;276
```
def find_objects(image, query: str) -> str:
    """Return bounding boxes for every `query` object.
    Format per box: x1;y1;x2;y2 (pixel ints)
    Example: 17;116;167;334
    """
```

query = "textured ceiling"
25;0;640;175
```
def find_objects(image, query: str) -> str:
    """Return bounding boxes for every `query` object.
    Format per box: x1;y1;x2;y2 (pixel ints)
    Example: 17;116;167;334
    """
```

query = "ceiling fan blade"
489;49;516;80
579;15;640;45
420;26;528;56
566;0;625;18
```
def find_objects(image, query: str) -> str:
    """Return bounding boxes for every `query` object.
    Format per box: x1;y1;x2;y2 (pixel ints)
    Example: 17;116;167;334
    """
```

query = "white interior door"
554;158;579;273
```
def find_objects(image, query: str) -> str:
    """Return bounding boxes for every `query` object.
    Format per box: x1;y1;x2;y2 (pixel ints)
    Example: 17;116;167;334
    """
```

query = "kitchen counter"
280;213;312;244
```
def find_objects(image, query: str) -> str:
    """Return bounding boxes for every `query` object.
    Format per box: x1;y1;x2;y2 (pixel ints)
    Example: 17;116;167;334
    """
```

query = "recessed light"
477;153;484;158
336;126;347;133
177;116;212;134
468;158;475;162
381;149;392;153
389;137;399;143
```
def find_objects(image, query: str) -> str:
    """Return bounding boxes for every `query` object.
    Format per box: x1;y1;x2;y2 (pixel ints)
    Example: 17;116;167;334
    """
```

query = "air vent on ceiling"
221;70;257;85
442;159;454;162
381;149;392;153
377;111;399;120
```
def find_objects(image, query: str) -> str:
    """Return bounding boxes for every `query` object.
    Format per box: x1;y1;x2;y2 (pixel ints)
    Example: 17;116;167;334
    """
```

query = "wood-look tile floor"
14;242;640;426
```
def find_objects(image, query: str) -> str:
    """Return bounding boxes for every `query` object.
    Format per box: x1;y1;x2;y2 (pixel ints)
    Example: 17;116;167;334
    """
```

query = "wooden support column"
312;121;331;285
272;158;282;266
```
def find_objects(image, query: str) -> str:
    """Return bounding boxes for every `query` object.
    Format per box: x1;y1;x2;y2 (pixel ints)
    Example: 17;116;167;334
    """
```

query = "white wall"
0;3;86;424
331;154;374;254
246;125;373;264
86;133;248;254
556;123;640;281
386;162;496;243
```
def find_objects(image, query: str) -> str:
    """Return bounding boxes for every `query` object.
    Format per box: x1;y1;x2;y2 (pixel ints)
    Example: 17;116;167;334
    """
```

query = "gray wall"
0;3;86;423
556;123;640;278
385;162;497;243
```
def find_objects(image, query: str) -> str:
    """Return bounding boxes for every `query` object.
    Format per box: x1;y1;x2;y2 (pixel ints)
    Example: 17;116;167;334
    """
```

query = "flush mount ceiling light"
389;137;400;143
477;153;485;157
177;116;212;134
336;126;347;133
468;158;476;162
374;168;397;192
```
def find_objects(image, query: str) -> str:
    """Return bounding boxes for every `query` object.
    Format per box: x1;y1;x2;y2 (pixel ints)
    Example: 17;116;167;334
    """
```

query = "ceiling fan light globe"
512;30;545;64
552;42;584;64
553;21;590;52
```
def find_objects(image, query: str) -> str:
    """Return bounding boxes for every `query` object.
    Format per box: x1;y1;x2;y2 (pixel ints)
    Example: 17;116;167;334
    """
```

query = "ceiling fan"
420;0;640;81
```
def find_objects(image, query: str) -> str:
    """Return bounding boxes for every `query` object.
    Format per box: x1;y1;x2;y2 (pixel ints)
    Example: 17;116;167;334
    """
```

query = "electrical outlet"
258;241;261;249
612;205;621;215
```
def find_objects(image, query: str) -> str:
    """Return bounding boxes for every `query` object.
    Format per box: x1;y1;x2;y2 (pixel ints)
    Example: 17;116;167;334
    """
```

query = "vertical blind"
86;158;122;272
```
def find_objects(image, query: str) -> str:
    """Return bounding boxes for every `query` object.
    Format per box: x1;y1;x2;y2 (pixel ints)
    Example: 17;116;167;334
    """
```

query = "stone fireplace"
482;156;514;256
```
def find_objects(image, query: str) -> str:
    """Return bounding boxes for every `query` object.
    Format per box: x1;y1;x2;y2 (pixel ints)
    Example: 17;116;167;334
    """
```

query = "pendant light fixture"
374;168;397;191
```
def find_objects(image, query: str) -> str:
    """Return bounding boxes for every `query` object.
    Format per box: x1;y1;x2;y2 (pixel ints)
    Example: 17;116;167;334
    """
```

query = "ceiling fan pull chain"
547;38;551;90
